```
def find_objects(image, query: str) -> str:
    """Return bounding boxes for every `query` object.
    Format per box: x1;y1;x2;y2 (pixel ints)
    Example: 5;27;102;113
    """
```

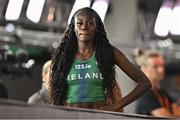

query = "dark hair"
49;7;116;105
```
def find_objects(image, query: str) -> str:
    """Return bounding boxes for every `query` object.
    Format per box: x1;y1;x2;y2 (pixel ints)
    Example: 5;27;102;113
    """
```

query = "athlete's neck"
78;42;94;55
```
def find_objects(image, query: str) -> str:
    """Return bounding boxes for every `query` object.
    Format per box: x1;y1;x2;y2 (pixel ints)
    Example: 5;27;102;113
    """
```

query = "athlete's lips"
80;33;90;36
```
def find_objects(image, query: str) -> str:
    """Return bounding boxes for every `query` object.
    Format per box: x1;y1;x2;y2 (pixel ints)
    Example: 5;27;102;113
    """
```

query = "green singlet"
66;53;105;103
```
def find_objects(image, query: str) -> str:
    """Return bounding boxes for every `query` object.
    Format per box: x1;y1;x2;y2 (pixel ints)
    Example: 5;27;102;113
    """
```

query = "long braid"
49;22;78;105
94;19;116;101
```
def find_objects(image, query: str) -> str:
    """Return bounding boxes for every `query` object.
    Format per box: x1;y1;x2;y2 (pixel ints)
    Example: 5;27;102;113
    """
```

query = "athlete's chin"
78;38;92;43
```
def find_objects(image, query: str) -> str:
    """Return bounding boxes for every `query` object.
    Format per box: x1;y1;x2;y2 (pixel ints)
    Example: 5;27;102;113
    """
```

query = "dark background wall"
2;63;43;101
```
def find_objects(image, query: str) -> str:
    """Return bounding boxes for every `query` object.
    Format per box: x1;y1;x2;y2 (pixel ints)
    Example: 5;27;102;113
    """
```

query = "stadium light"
26;0;45;23
154;0;174;37
5;0;24;20
92;0;110;22
170;0;180;35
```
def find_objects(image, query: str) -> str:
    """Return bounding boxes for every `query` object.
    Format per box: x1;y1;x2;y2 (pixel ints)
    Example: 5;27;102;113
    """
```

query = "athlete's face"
74;11;96;43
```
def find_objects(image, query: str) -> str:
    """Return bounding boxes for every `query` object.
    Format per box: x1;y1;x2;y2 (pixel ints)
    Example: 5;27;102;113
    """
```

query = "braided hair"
49;7;116;105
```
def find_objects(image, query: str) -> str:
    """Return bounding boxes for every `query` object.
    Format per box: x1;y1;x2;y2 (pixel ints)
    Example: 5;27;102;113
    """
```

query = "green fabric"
66;53;105;103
